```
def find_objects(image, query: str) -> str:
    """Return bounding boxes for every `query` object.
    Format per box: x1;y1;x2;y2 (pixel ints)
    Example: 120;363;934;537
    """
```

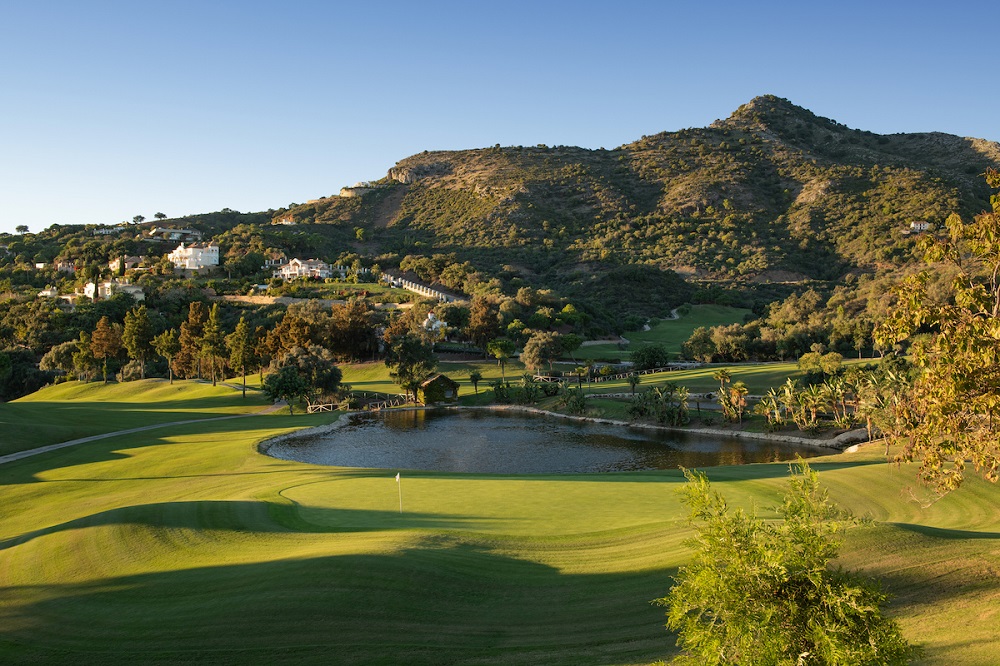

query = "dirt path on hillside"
0;402;286;467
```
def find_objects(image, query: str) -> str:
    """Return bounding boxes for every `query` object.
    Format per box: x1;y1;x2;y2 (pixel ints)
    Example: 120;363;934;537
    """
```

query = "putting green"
0;383;998;664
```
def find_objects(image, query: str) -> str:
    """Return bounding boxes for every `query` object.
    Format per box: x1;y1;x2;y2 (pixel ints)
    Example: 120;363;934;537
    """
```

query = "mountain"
270;96;999;316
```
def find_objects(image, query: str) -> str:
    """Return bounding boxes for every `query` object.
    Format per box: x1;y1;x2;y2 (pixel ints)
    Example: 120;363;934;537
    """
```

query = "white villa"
273;258;333;280
167;242;219;270
83;280;145;302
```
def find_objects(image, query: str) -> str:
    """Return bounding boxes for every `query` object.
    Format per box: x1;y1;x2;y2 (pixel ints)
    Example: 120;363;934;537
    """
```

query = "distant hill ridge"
276;95;1000;294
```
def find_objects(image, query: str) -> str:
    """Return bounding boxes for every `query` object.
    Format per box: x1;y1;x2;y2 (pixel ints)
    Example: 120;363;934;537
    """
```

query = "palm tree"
800;384;827;428
469;369;483;394
755;388;784;428
729;381;749;424
628;372;641;395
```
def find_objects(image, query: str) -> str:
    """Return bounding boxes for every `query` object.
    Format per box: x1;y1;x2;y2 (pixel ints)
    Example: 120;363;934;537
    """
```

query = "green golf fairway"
1;383;998;664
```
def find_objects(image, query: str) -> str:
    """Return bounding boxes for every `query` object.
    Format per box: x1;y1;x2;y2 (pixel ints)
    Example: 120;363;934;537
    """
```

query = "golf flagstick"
395;472;402;513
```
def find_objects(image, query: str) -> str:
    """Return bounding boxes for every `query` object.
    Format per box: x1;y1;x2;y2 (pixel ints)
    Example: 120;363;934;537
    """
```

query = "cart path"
0;402;286;467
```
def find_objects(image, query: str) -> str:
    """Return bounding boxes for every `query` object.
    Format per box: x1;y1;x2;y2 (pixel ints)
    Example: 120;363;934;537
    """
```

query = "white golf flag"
395;472;400;482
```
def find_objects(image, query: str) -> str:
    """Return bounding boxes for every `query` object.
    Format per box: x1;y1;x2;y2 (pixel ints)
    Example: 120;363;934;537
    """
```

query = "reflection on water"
266;409;829;474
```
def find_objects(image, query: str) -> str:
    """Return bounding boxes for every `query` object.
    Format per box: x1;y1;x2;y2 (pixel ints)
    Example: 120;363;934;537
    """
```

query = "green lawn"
575;304;751;361
0;379;269;456
1;383;998;664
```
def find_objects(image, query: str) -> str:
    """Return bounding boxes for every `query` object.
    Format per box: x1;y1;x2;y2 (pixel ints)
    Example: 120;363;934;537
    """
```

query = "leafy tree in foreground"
656;463;914;665
875;171;1000;492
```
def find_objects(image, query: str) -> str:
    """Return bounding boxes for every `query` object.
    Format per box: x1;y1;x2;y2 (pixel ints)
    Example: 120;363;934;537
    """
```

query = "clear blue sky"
1;0;997;236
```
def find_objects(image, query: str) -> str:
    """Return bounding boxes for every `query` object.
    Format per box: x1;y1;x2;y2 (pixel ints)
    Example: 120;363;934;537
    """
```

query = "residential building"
83;280;145;302
273;258;333;280
146;227;203;242
167;242;219;270
108;255;148;272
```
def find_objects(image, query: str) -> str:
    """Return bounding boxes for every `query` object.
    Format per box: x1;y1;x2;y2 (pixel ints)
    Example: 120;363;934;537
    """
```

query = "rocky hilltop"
277;96;999;296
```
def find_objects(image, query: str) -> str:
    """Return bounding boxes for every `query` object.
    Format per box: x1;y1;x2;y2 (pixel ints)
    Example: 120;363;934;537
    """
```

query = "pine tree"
174;302;206;379
226;316;256;398
200;303;226;386
122;305;154;379
90;316;122;384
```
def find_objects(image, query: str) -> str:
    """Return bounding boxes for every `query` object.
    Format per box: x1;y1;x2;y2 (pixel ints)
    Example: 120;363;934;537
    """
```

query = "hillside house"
168;242;219;270
55;260;76;274
109;255;148;272
273;258;333;280
83;280;145;302
417;374;460;404
147;227;203;242
261;251;288;270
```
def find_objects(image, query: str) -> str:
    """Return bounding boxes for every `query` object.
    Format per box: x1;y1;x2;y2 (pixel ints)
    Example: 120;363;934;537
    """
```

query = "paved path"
0;402;286;467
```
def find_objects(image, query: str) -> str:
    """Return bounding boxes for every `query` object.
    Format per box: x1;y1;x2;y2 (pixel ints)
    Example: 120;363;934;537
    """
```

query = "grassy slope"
575;305;752;361
0;383;998;664
0;380;269;456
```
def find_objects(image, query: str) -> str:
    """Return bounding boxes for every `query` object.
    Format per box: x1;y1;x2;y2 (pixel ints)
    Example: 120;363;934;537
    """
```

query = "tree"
628;372;641;395
274;345;342;408
469;369;483;394
72;331;98;382
682;327;715;362
559;333;583;362
875;171;1000;492
39;340;79;378
153;329;180;384
466;295;501;349
632;343;671;371
486;338;515;381
0;351;11;384
200;303;226;386
154;212;167;221
385;334;437;400
15;225;28;235
262;365;309;415
174;302;206;379
521;330;561;373
132;215;145;225
122;305;154;379
90;316;122;384
226;316;256;398
656;463;914;665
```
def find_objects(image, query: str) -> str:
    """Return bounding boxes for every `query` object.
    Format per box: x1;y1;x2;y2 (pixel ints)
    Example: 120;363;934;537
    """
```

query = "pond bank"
443;405;868;451
257;404;868;456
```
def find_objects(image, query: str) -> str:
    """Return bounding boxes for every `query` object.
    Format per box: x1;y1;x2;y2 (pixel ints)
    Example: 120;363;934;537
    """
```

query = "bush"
656;463;915;665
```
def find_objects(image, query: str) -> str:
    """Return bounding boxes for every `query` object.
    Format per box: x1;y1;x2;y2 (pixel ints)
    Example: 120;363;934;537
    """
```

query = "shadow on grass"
0;538;677;665
889;523;1000;540
0;501;491;552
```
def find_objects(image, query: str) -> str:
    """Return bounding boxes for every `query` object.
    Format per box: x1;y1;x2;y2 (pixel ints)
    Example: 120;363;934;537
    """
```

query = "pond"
265;409;831;474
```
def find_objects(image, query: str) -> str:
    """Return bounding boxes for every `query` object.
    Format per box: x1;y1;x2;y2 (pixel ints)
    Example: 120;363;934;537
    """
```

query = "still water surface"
266;409;829;474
